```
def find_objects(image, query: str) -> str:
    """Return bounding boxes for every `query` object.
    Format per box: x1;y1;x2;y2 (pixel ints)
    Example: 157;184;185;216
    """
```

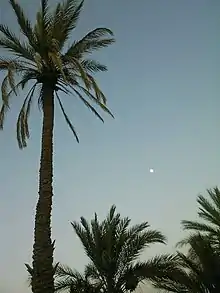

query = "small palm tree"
179;187;220;250
55;205;178;293
0;1;114;293
154;234;220;293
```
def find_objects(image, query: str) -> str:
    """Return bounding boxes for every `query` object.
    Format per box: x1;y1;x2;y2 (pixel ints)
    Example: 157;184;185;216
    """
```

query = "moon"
149;168;154;173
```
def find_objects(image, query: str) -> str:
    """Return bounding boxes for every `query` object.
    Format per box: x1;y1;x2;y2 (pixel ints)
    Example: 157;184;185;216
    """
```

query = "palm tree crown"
178;187;220;251
154;234;220;293
154;188;220;293
0;0;115;147
55;205;178;293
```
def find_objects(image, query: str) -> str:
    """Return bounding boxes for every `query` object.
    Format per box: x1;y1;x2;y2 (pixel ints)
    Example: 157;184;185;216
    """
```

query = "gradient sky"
0;1;219;292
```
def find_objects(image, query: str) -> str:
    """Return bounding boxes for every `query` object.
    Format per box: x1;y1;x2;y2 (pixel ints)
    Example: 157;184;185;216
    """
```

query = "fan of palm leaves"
56;205;181;293
0;0;115;147
177;187;220;253
154;233;220;293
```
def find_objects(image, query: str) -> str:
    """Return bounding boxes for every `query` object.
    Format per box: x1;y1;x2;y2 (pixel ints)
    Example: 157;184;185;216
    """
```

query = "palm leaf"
40;0;50;29
118;254;180;292
0;104;8;129
197;194;220;226
33;0;51;47
208;187;220;210
65;37;115;59
71;87;105;122
64;27;114;59
1;75;9;107
8;0;36;46
77;85;114;118
16;83;36;148
68;57;91;89
181;220;218;234
87;75;107;103
84;263;101;281
0;37;34;61
154;235;220;293
56;93;79;142
52;0;84;49
7;65;17;95
179;187;220;253
81;59;107;73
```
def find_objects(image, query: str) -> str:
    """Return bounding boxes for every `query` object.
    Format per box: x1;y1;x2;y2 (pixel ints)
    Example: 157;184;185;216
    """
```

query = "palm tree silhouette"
0;1;114;292
55;205;177;293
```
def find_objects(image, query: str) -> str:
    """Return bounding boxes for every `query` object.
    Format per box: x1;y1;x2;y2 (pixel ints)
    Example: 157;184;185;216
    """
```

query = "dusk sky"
0;1;219;292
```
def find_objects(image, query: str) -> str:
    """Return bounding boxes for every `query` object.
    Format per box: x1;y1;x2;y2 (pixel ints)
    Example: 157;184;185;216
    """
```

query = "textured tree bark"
32;83;55;293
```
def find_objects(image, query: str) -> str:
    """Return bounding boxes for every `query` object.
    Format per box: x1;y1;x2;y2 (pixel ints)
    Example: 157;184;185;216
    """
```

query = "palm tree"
0;1;115;293
55;205;179;293
154;234;220;293
178;187;220;251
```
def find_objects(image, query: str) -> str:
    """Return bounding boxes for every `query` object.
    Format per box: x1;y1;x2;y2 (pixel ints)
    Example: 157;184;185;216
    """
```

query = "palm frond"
0;59;34;110
71;87;105;122
117;228;167;276
116;217;131;236
0;37;34;61
67;56;91;89
155;234;220;293
179;187;220;254
77;85;114;118
65;28;113;56
65;32;115;58
119;254;180;292
55;278;75;293
0;104;8;129
7;64;17;95
8;0;36;47
0;57;35;72
87;74;107;103
55;265;81;293
0;72;35;130
16;83;36;148
84;263;101;281
176;233;201;250
33;0;51;47
20;69;39;89
71;221;97;265
55;93;79;142
56;265;82;280
197;193;220;227
208;187;220;210
81;59;107;73
1;75;9;107
41;0;50;30
52;0;84;49
181;220;218;234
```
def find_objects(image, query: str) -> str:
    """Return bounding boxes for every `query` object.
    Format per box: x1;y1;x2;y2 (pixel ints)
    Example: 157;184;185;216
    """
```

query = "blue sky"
0;0;219;292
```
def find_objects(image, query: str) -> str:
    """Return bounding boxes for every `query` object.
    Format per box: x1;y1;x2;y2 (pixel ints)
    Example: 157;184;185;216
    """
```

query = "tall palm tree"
0;1;115;293
154;234;220;293
55;205;179;293
178;187;220;251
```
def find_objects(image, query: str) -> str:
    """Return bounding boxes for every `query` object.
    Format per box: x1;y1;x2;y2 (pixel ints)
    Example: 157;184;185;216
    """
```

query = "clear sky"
0;0;219;292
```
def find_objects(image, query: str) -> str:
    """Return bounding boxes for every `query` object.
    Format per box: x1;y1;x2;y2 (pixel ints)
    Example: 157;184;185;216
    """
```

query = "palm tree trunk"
32;84;55;293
